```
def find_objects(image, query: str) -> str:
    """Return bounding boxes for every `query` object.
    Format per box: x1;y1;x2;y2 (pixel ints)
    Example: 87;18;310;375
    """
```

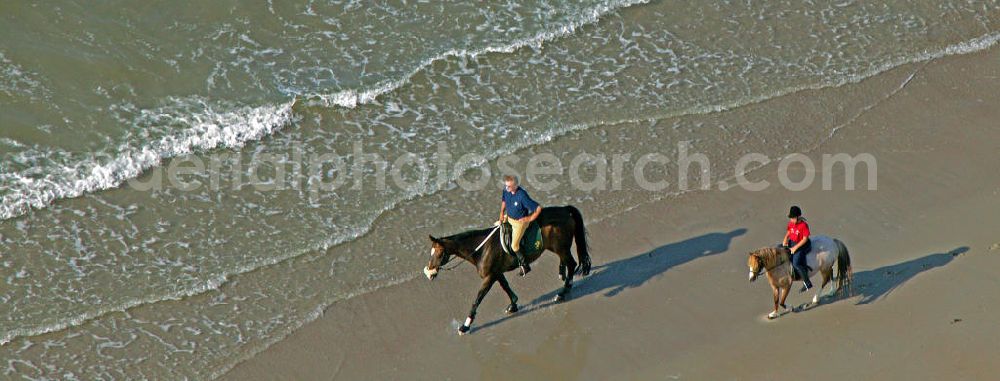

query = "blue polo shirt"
502;187;539;220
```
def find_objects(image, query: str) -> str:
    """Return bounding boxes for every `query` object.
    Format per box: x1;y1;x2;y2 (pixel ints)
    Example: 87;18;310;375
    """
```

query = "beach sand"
223;47;1000;380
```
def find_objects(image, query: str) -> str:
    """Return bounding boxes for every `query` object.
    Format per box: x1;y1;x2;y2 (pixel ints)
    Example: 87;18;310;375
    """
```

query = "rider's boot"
795;264;813;292
515;250;531;276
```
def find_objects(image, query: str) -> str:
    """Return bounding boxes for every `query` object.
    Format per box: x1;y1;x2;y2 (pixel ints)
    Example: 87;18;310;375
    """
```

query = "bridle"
430;247;460;271
431;224;501;272
750;251;788;275
750;254;764;277
440;253;462;271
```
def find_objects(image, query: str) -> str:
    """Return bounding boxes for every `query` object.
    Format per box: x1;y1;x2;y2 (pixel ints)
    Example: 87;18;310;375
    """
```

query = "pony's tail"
568;205;592;276
835;239;853;297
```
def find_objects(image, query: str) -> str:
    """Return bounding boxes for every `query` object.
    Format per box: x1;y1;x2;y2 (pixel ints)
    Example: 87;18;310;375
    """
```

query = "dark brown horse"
425;205;591;334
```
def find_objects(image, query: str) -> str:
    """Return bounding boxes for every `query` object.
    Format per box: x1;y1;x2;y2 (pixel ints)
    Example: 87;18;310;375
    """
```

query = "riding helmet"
788;205;802;218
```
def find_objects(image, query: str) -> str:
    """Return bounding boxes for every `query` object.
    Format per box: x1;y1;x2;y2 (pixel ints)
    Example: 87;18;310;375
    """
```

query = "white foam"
0;271;231;346
305;0;651;108
0;51;48;100
0;98;297;222
306;7;1000;121
0;0;647;223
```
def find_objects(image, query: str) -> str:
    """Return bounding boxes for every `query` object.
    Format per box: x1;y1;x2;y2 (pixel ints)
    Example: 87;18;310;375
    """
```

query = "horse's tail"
834;239;853;297
568;205;591;276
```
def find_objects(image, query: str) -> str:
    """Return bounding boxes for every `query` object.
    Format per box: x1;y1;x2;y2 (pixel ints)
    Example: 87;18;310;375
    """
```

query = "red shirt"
787;219;810;243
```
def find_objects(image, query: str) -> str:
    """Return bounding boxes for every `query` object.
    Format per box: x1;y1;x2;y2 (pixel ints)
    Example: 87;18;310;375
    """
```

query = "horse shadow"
849;246;968;305
474;228;747;332
557;228;749;301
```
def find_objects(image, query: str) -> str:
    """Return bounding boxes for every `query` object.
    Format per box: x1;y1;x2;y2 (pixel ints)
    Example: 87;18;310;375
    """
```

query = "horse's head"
747;252;762;283
424;235;451;281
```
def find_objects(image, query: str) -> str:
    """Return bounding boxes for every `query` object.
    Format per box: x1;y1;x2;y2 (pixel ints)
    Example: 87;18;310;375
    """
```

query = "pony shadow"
848;246;968;305
474;228;747;333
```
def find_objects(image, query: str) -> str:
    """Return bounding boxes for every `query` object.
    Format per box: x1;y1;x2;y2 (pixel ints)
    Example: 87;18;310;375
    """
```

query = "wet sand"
224;47;1000;380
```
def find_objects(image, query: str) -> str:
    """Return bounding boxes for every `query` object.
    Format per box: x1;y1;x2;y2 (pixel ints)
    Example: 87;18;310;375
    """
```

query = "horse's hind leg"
559;264;567;282
497;274;519;314
815;268;833;304
554;246;577;303
459;276;495;335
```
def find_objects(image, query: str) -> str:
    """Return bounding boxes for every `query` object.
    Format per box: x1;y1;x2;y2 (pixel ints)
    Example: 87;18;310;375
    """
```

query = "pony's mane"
750;246;789;268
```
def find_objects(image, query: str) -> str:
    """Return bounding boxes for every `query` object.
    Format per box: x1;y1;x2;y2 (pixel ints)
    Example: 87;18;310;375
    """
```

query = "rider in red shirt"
782;206;813;290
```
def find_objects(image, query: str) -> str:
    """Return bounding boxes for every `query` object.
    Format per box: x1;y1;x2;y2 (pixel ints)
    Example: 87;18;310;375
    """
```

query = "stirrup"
514;250;531;276
518;262;532;276
517;254;531;276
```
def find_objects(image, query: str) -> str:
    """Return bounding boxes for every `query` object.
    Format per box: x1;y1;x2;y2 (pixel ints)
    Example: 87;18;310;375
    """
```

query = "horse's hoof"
553;294;565;303
458;325;471;335
505;304;519;314
812;295;820;304
559;274;567;282
767;311;779;319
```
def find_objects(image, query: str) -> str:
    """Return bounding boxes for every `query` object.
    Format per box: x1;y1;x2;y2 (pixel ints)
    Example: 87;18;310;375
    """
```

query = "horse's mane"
443;227;493;244
440;227;502;261
750;246;790;269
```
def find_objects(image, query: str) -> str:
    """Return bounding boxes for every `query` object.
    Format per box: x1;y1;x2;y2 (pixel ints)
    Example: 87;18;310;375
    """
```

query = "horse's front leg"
497;274;519;314
779;284;791;311
458;276;495;335
768;285;780;319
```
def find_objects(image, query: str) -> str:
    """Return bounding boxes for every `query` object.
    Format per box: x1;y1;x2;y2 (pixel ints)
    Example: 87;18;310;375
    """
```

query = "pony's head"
424;235;451;281
747;247;788;282
747;252;763;283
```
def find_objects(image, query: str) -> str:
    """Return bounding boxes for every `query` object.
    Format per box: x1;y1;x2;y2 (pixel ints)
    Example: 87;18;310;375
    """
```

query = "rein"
753;251;789;273
441;224;501;271
474;224;501;253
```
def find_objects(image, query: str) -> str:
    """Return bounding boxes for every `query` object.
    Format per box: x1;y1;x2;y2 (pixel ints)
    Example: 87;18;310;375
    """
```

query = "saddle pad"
501;221;544;257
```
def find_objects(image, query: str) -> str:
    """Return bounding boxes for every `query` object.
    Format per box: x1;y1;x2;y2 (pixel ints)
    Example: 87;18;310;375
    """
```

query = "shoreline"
223;45;1000;379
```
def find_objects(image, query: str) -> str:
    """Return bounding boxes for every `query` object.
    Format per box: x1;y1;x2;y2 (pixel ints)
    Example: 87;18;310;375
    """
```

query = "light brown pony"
747;235;852;319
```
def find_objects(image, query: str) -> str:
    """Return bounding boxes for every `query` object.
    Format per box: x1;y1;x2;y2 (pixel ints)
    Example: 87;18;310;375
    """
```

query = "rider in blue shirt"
499;175;541;276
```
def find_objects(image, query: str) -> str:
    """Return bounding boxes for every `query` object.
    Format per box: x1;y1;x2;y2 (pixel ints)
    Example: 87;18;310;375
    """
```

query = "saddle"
500;221;544;257
781;245;813;281
790;267;812;281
